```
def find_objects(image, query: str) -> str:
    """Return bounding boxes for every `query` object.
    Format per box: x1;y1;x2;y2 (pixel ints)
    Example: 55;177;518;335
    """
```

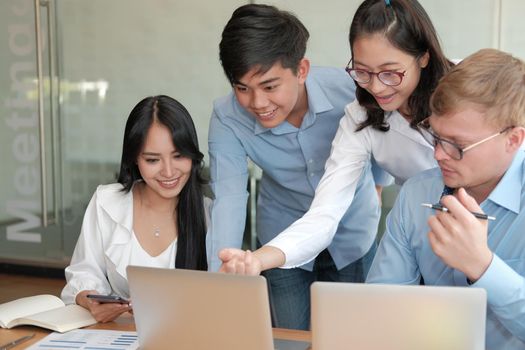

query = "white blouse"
129;232;177;269
267;100;437;268
61;183;211;304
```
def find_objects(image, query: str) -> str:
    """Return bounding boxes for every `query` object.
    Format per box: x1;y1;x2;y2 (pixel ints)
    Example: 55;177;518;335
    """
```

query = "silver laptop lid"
311;282;486;350
128;266;274;350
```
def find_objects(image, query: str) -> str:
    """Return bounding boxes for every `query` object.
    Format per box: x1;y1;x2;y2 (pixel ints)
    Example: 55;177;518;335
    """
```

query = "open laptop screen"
127;266;309;350
311;282;486;350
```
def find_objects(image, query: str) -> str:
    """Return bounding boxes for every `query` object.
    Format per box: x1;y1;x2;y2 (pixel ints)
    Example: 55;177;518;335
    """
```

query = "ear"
419;51;430;69
506;126;525;152
297;58;310;84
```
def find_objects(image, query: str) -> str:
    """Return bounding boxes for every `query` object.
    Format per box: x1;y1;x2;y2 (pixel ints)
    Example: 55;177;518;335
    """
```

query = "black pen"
421;203;496;221
0;333;34;350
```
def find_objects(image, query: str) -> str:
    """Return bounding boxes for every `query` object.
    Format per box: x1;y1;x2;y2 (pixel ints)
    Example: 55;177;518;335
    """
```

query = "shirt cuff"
473;254;523;307
266;240;316;269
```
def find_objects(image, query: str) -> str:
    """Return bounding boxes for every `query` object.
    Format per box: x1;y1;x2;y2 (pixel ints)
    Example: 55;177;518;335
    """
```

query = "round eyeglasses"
345;59;407;86
417;119;513;160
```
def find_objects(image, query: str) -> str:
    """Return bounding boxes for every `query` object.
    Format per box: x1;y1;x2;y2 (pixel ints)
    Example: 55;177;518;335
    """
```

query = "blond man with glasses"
367;48;525;349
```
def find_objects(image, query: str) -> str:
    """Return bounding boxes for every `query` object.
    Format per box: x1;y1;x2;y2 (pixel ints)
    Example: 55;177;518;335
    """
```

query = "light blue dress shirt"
208;66;385;271
367;150;525;350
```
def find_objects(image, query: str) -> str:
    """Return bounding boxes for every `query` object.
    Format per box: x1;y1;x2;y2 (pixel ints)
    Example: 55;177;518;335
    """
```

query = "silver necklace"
154;227;160;238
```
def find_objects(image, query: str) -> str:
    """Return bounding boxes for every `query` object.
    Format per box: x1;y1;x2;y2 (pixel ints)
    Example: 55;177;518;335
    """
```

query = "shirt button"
308;159;313;164
310;173;315;177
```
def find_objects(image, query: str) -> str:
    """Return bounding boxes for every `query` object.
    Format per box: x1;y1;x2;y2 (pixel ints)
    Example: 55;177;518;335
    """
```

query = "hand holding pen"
426;188;494;283
422;203;496;221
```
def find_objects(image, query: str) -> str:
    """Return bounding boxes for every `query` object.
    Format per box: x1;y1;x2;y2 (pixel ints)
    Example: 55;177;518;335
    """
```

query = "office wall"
263;0;523;66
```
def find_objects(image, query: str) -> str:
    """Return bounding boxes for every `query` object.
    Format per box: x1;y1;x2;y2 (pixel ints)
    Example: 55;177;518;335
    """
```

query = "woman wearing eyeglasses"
219;0;453;275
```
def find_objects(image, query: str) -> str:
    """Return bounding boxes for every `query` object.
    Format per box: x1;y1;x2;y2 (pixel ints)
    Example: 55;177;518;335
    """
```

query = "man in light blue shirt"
209;4;385;330
366;49;525;349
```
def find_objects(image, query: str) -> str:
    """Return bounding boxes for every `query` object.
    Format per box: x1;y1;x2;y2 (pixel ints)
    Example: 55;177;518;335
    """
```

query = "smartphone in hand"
87;294;130;304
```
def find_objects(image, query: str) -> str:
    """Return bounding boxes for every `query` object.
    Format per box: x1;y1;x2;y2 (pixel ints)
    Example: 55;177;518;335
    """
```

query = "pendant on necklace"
154;228;160;238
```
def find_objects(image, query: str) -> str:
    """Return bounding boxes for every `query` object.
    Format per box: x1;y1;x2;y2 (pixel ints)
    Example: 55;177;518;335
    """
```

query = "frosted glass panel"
57;0;245;166
0;0;247;266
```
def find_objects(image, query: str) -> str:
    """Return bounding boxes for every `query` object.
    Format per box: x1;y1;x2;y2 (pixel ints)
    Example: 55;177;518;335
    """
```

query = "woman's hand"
218;246;286;275
76;290;132;323
218;249;262;275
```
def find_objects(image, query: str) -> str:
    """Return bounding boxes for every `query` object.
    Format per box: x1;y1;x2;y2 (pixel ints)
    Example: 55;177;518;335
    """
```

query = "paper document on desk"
26;329;139;349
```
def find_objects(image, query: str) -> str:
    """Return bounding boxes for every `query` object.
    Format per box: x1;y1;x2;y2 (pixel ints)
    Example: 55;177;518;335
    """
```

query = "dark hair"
349;0;452;131
219;4;309;84
117;95;207;271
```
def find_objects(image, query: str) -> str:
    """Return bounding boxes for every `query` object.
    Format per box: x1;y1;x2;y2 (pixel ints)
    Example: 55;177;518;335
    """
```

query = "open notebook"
311;282;487;350
127;266;310;350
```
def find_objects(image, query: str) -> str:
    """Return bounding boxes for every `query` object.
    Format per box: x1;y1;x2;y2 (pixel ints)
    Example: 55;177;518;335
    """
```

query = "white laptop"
311;282;486;350
127;266;310;350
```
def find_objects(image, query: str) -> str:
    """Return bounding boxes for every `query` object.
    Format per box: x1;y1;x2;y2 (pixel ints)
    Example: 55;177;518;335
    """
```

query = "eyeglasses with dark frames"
417;119;514;160
345;58;413;87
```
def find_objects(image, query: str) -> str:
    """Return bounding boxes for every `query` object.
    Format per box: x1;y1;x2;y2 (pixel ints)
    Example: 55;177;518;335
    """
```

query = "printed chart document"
0;294;96;333
27;329;139;350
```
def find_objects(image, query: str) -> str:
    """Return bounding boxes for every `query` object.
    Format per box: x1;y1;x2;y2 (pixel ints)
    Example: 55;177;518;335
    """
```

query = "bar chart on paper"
27;329;139;350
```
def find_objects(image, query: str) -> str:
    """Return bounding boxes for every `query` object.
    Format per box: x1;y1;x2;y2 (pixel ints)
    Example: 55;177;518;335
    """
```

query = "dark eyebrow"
141;150;177;156
258;77;280;85
353;60;404;69
233;81;247;87
234;77;281;87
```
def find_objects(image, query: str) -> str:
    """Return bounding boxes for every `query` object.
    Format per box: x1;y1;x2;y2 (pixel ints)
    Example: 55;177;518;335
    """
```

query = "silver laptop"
311;282;486;350
127;266;310;350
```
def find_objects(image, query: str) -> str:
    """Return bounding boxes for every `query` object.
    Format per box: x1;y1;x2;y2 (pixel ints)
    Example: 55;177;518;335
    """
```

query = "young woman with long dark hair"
62;95;209;322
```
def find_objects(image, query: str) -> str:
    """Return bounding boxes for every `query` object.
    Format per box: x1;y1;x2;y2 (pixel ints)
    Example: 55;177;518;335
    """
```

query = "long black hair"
117;95;207;271
350;0;452;131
